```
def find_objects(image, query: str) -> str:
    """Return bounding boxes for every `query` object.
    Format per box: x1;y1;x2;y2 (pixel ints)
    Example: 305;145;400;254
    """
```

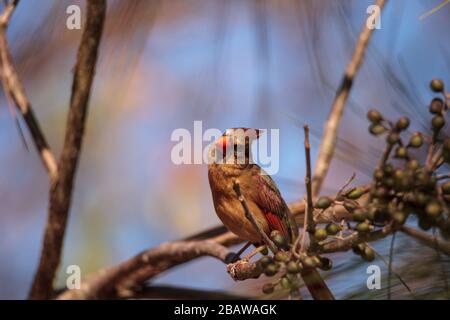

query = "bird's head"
211;128;264;165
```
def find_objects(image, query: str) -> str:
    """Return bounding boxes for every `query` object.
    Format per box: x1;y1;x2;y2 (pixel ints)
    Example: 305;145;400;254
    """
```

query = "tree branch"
312;0;387;196
0;0;58;179
400;226;450;256
29;0;106;299
57;240;235;299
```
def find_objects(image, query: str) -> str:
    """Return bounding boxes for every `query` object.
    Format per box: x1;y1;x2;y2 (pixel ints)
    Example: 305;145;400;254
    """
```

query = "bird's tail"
300;267;335;300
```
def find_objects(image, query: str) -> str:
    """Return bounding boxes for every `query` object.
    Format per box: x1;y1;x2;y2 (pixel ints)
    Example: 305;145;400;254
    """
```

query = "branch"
400;226;450;256
129;284;251;300
304;125;315;234
29;0;106;299
312;0;387;196
57;240;235;299
0;0;58;179
319;223;394;254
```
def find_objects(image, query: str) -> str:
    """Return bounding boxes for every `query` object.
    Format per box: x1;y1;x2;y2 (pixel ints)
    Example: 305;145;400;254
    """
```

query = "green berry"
392;211;407;225
353;209;367;222
362;246;375;262
315;196;332;209
409;133;423;148
396;117;410;131
429;98;444;114
369;124;386;135
314;228;328;241
426;201;442;218
280;276;291;290
367;109;383;122
326;223;340;236
430;79;444;92
407;159;420;171
286;261;301;274
262;283;275;294
271;233;288;250
394;146;408;159
274;251;289;262
441;181;450;194
264;263;279;276
374;169;384;181
356;222;370;233
383;164;394;175
347;187;364;200
352;243;366;255
432;115;445;130
302;256;316;268
259;256;273;268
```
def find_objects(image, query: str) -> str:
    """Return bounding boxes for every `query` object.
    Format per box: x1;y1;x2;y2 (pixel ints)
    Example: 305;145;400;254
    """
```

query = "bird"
207;127;334;300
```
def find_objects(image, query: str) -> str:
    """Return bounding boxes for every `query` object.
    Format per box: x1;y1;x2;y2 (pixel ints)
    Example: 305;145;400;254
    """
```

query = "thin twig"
0;0;58;179
232;180;278;253
433;228;450;298
29;0;106;299
366;243;415;298
387;232;396;300
312;0;386;196
304;125;315;234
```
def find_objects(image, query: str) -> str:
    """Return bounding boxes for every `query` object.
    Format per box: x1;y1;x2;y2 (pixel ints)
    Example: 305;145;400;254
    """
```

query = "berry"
441;181;450;194
367;109;383;122
314;228;328;241
274;251;289;262
426;201;442;218
429;98;444;114
432;115;445;130
347;187;364;200
356;222;370;233
286;261;301;274
369;124;386;135
353;209;367;222
326;223;340;236
315;196;332;209
264;263;279;276
430;79;444;92
262;283;275;294
409;133;423;148
396;117;410;130
362;246;375;262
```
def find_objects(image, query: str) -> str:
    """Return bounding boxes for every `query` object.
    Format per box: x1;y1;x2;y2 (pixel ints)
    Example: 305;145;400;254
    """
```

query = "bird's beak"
215;135;231;153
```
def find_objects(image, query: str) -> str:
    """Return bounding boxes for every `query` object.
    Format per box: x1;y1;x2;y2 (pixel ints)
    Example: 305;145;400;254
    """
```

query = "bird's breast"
208;164;270;243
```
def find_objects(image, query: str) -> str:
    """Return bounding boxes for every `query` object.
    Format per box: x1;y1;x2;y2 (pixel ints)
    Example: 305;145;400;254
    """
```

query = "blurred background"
0;0;449;299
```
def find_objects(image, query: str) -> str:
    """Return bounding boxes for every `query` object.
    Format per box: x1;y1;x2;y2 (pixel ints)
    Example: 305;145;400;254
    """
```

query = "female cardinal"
207;128;296;244
207;128;334;300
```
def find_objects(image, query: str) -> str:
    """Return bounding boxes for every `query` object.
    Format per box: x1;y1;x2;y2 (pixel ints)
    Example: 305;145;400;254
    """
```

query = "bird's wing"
251;170;298;241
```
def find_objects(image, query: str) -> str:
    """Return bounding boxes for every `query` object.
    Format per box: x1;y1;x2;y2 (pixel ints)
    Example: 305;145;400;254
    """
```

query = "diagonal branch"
312;0;387;196
57;239;234;300
0;0;58;179
400;226;450;256
29;0;107;299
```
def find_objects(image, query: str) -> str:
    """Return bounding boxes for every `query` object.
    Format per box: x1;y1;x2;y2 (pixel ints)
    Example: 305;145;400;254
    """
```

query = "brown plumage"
207;128;334;300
